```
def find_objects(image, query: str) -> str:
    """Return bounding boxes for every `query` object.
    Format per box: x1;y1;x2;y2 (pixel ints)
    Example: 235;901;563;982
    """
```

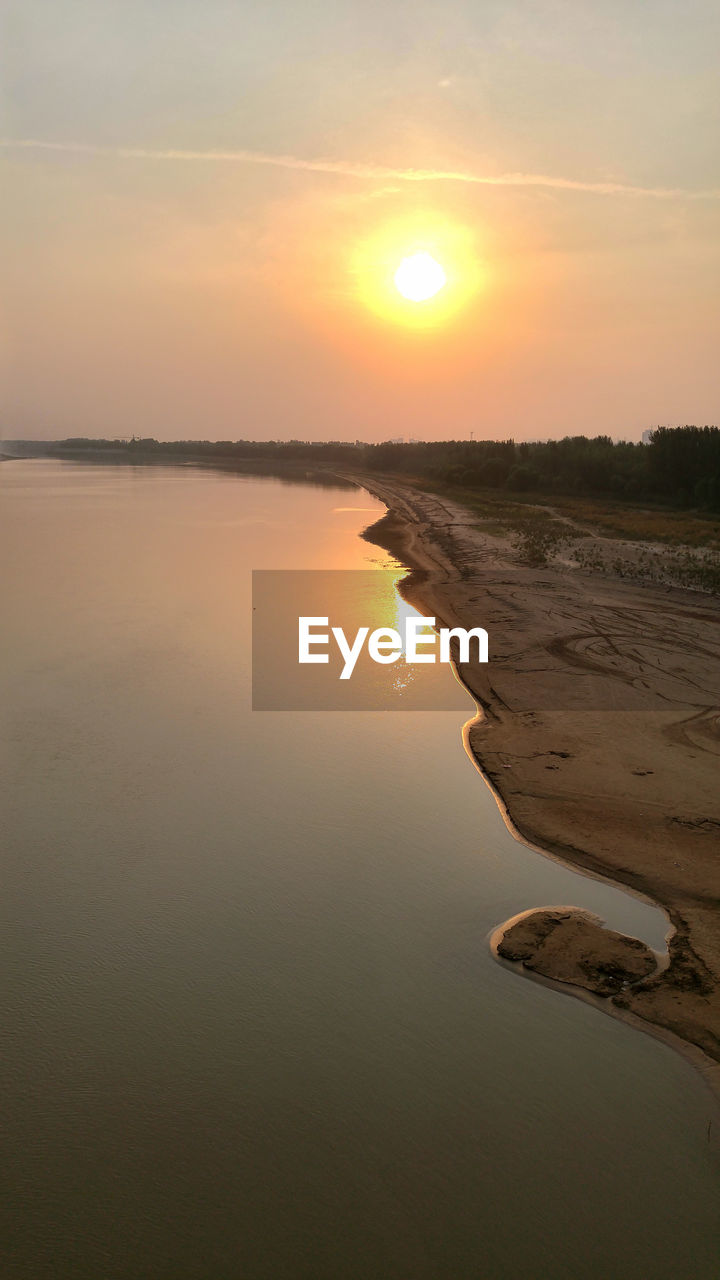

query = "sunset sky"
2;1;719;442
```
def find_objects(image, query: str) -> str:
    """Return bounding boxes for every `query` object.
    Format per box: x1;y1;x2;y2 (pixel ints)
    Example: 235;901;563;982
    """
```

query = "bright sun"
394;252;447;303
351;220;481;329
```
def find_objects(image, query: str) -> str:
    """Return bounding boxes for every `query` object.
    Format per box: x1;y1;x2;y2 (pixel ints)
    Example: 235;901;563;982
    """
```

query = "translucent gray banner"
252;570;471;710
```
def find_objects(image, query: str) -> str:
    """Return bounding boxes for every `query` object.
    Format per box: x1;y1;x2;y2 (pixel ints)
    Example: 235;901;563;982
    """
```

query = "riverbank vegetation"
25;426;720;513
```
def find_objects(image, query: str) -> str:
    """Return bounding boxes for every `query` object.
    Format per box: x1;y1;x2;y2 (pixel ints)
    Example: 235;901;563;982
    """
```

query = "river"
1;459;718;1279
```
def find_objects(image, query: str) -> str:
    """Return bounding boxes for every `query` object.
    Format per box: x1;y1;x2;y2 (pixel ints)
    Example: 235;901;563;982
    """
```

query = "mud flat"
357;476;720;1095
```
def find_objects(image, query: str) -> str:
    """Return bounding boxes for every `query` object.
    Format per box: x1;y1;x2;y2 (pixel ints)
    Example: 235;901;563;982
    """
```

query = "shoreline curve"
352;472;720;1105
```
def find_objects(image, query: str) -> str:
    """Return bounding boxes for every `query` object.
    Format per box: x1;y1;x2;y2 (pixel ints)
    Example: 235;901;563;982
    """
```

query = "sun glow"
394;252;447;302
351;219;482;330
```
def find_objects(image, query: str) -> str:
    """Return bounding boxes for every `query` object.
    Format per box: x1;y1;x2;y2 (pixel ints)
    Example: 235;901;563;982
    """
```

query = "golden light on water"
394;252;447;302
352;218;483;330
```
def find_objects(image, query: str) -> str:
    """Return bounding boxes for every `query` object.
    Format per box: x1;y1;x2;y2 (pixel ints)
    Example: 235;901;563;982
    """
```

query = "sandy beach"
358;476;720;1094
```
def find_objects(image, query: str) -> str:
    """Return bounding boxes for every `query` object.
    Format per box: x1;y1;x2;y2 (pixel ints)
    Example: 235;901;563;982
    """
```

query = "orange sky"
2;2;719;442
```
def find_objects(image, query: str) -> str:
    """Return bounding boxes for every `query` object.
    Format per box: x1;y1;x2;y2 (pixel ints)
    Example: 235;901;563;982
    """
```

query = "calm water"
1;459;718;1279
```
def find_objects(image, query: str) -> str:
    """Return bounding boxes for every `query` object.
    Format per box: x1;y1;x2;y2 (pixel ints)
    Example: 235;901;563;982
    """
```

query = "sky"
1;0;719;443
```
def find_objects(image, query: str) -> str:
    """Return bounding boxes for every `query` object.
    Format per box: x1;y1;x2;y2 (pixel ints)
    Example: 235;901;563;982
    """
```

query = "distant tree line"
47;425;720;511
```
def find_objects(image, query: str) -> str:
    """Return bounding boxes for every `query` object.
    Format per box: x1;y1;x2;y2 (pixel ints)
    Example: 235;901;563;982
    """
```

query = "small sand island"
493;908;659;997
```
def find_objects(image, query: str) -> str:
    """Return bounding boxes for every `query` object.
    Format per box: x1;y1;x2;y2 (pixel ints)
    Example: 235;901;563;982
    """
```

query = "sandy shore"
356;475;720;1095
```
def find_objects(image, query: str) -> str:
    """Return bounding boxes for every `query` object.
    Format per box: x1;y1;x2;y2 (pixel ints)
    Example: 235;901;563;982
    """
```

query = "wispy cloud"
2;137;719;199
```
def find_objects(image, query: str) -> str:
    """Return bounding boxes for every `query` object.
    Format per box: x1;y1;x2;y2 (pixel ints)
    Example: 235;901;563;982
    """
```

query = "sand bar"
357;475;720;1095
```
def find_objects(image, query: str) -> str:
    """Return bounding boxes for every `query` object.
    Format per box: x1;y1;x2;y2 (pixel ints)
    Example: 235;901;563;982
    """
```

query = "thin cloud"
2;137;719;199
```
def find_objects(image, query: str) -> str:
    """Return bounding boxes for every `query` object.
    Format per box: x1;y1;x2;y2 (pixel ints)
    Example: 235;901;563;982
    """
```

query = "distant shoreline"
355;472;720;1103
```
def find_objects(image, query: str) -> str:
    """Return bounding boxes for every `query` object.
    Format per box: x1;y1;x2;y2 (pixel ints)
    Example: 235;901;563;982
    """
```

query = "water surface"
1;460;718;1279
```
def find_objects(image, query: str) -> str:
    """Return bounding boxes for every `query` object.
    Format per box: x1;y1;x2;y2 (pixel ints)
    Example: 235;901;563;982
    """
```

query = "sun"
394;252;447;303
350;219;481;329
